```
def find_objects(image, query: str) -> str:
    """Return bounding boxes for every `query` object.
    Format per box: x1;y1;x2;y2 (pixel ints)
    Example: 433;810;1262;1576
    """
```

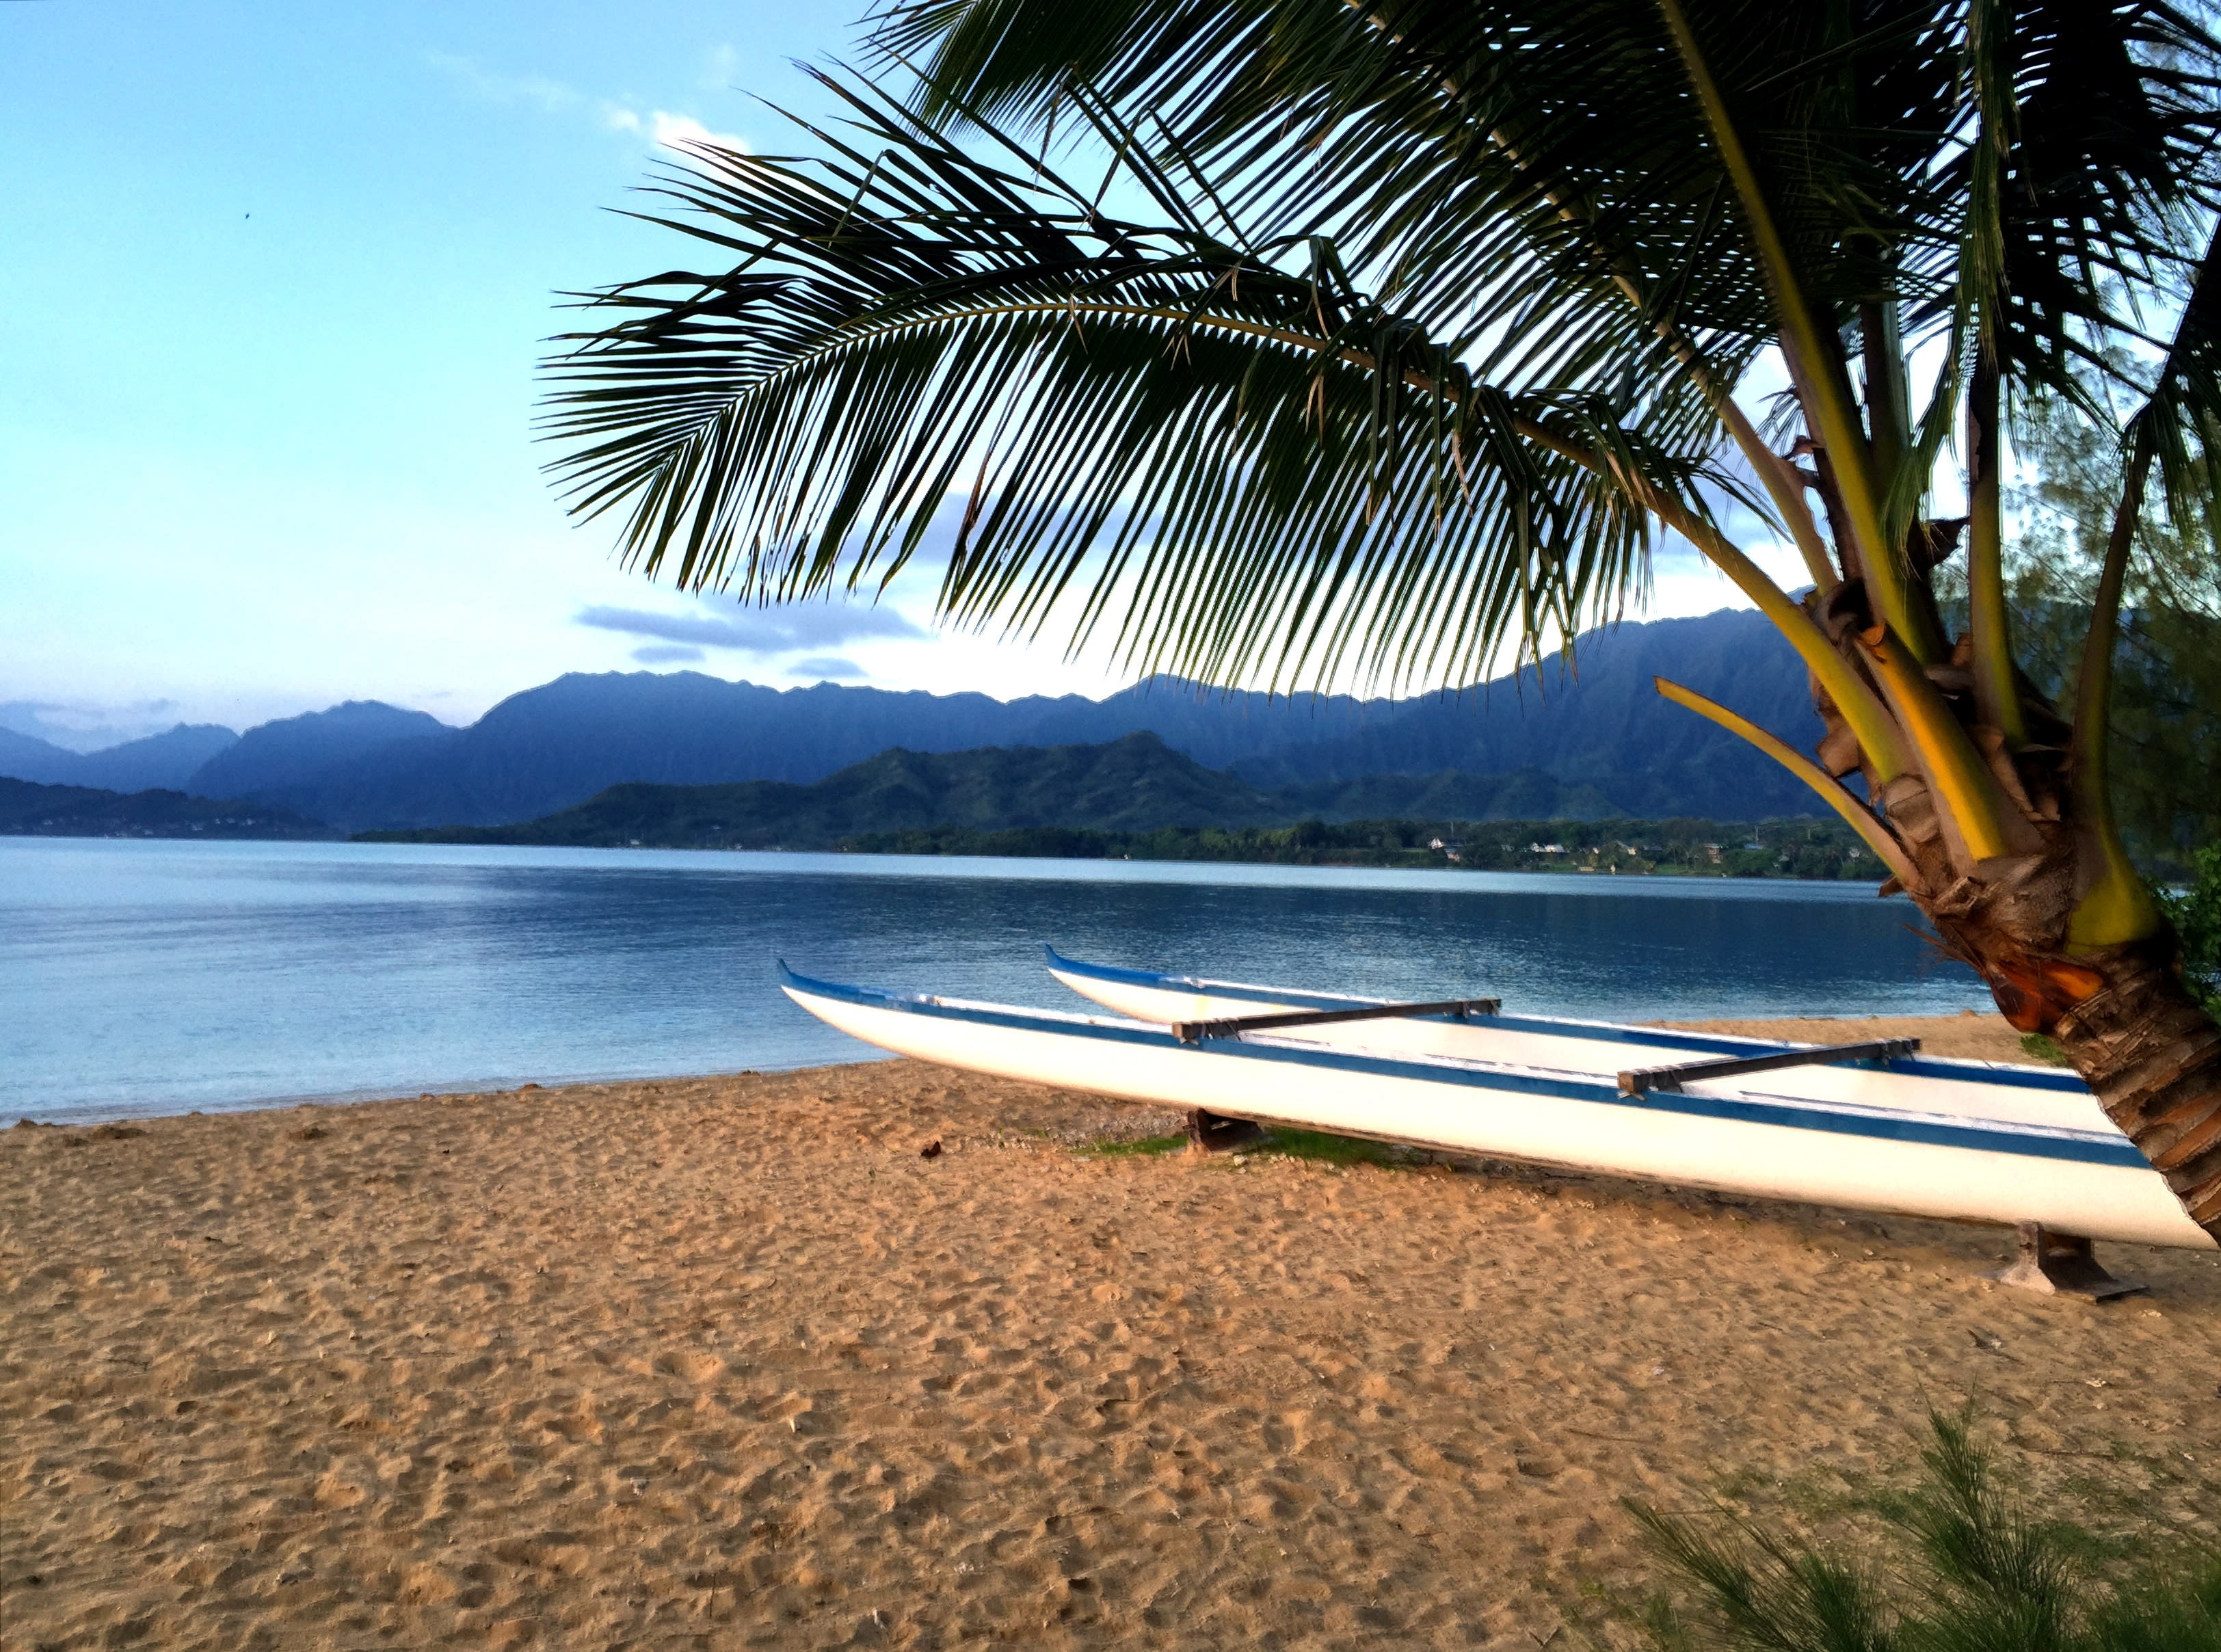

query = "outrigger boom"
1173;996;1500;1044
1618;1037;1922;1095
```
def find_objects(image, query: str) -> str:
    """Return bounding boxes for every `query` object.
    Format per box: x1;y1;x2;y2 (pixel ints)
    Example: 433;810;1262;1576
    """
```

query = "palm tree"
542;1;2221;1240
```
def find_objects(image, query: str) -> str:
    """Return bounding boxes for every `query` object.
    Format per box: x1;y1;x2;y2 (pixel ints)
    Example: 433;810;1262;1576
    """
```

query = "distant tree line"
842;815;1880;880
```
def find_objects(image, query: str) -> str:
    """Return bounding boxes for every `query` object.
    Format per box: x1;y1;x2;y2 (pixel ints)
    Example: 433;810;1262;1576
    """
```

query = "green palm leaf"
541;74;1737;691
875;1;2221;501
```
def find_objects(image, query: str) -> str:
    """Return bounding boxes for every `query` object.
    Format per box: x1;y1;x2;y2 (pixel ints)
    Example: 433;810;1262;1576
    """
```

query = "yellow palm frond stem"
1651;678;1921;890
1965;354;2026;747
1858;626;2042;870
1655;0;1934;661
1627;496;1910;783
1859;302;1910;480
2066;855;2164;950
1710;396;1838;591
2066;441;2166;950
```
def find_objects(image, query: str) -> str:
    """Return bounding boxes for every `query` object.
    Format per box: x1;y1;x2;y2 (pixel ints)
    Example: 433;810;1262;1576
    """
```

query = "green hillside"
359;732;1872;878
356;732;1623;848
358;732;1297;846
0;778;337;840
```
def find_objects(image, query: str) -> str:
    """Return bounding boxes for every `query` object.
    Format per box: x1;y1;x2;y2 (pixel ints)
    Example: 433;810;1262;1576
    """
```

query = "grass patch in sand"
1076;1125;1411;1167
1081;1131;1188;1157
2021;1031;2073;1065
1255;1127;1409;1168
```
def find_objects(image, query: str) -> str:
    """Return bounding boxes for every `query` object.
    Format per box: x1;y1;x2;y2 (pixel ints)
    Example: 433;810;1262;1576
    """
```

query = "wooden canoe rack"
1186;1109;1266;1154
1172;996;1500;1044
1618;1037;1921;1095
1986;1221;2146;1301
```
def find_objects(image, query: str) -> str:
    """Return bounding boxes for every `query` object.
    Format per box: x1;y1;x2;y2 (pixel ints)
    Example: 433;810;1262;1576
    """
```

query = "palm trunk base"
2036;946;2221;1242
1984;1221;2146;1301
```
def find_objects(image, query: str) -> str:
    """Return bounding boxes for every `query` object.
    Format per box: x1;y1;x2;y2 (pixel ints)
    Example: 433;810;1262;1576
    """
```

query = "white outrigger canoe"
779;948;2214;1258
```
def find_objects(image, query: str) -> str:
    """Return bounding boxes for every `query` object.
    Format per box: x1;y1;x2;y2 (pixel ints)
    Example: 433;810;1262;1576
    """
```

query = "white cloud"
576;596;927;654
790;656;867;680
425;52;582;115
429;53;746;155
603;105;748;155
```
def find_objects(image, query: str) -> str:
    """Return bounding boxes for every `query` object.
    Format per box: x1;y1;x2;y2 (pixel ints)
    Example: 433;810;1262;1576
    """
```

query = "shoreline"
12;827;1885;883
4;1013;2042;1132
5;1053;2213;1649
347;833;1881;884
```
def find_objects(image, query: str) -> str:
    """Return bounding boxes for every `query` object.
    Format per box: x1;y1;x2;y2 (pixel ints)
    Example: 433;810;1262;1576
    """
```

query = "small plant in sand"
1632;1412;2221;1651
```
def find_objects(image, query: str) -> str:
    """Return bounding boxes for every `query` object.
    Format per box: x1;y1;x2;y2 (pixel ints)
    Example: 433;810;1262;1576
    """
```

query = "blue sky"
0;1;1792;749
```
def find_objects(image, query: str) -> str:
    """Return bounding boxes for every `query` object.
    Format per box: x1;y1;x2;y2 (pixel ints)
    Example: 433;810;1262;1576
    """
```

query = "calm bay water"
0;838;1989;1125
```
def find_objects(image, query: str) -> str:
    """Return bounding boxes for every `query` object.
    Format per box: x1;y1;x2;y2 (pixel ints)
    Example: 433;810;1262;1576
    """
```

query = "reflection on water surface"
0;838;1985;1123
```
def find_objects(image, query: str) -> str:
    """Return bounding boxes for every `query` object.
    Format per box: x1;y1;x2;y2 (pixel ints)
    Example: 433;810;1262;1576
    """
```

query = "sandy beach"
5;1020;2218;1651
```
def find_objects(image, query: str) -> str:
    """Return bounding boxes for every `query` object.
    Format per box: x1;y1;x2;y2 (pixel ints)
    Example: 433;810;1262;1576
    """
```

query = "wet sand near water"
4;1019;2216;1651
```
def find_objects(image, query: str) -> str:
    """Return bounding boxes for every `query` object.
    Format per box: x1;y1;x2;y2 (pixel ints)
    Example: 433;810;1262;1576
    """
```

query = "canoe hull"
782;966;2213;1251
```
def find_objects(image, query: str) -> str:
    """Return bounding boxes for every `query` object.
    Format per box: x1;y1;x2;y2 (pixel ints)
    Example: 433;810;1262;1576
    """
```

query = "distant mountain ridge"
0;723;240;792
186;701;448;801
0;607;1827;829
362;732;1617;849
1223;613;1824;814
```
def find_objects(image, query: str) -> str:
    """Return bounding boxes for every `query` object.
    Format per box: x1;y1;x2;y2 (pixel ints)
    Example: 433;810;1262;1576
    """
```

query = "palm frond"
1653;678;1921;886
540;74;1738;692
873;1;1791;490
873;1;2221;572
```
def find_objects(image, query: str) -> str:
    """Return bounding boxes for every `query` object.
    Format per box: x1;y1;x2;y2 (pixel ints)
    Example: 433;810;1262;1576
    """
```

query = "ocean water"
0;838;1990;1125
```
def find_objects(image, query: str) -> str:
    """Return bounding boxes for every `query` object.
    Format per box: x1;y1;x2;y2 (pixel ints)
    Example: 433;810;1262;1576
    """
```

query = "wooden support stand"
1985;1222;2146;1301
1186;1109;1265;1155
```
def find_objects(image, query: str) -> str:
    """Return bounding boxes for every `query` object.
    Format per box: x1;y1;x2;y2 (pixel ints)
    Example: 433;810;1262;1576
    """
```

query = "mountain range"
0;608;1826;830
362;732;1621;849
0;722;241;793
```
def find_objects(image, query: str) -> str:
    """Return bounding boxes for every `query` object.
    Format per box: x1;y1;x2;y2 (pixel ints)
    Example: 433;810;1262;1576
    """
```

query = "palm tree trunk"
1902;818;2221;1242
2038;946;2221;1240
1804;650;2221;1245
